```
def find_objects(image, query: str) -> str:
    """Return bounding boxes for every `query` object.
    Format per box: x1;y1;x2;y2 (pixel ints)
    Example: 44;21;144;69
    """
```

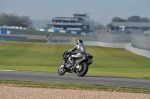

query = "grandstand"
48;13;91;34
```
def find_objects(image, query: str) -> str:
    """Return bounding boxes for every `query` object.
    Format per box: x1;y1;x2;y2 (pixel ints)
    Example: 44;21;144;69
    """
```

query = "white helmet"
77;39;83;44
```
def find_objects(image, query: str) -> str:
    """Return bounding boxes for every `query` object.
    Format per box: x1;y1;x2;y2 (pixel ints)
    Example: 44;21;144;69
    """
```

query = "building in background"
111;22;150;32
48;13;91;33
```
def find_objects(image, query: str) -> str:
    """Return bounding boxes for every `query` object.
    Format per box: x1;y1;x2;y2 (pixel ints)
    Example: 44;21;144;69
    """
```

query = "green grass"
0;41;150;78
1;80;150;93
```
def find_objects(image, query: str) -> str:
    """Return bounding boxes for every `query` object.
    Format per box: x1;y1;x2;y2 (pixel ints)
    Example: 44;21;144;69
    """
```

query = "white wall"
84;41;150;58
125;43;150;58
84;41;128;48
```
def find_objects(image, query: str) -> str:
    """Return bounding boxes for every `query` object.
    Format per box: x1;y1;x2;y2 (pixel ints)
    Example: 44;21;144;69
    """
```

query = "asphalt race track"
0;70;150;89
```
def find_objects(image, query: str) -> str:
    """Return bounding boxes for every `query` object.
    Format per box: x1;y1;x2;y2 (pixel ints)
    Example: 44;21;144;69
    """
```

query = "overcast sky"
0;0;150;25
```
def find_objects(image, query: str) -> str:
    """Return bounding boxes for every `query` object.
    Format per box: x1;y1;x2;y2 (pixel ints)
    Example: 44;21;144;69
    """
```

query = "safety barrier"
37;29;87;35
125;43;150;58
83;41;150;58
131;32;150;51
84;41;128;48
0;30;11;34
0;35;26;40
0;26;26;29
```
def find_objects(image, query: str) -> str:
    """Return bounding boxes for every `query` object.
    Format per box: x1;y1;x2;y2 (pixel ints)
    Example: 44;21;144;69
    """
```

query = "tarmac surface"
0;70;150;89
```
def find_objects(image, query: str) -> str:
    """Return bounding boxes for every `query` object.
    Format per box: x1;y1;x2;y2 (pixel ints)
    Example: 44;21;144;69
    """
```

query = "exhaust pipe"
76;57;86;64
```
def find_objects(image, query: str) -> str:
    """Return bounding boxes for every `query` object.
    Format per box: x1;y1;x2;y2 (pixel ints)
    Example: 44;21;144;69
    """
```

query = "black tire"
76;62;88;77
58;63;66;76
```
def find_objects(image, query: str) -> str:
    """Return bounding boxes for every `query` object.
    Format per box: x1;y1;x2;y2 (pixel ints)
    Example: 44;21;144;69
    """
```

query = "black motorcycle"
58;50;93;77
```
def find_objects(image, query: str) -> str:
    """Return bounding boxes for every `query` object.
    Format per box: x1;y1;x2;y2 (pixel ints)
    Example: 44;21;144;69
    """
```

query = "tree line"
0;13;32;28
95;15;150;31
112;15;150;22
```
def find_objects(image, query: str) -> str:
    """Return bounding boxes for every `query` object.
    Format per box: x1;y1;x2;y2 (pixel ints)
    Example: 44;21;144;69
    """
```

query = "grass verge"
0;80;150;93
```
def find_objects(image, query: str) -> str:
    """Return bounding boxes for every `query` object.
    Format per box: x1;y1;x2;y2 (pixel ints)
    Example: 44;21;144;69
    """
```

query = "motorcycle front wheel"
58;63;66;76
76;62;88;77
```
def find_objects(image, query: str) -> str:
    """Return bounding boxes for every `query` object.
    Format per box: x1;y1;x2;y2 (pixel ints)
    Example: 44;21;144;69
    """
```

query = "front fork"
60;61;66;68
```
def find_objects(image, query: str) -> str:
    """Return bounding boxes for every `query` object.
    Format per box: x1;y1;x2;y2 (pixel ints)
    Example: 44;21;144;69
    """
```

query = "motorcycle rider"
66;39;86;68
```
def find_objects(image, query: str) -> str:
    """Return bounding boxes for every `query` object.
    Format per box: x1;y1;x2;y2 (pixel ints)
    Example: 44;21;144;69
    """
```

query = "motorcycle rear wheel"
76;62;88;77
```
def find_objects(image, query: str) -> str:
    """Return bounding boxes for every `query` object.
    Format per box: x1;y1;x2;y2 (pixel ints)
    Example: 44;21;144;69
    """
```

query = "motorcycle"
58;50;93;77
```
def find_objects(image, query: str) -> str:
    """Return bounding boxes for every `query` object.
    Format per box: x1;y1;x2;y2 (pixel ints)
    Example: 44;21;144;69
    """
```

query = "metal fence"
47;32;131;43
50;36;73;42
0;35;27;40
82;32;131;43
131;31;150;51
1;30;149;51
84;31;150;51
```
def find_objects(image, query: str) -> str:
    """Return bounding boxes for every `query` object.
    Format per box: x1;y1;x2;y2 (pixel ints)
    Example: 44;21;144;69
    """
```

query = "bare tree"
0;13;9;25
0;12;32;28
21;16;32;28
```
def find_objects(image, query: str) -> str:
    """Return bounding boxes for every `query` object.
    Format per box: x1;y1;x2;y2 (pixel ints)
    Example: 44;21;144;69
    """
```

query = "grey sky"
0;0;150;25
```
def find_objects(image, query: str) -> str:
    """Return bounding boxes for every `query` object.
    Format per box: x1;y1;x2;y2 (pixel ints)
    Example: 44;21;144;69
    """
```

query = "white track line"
0;69;15;71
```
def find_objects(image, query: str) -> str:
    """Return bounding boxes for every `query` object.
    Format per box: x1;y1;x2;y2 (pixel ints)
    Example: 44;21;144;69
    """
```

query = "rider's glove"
67;50;72;53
